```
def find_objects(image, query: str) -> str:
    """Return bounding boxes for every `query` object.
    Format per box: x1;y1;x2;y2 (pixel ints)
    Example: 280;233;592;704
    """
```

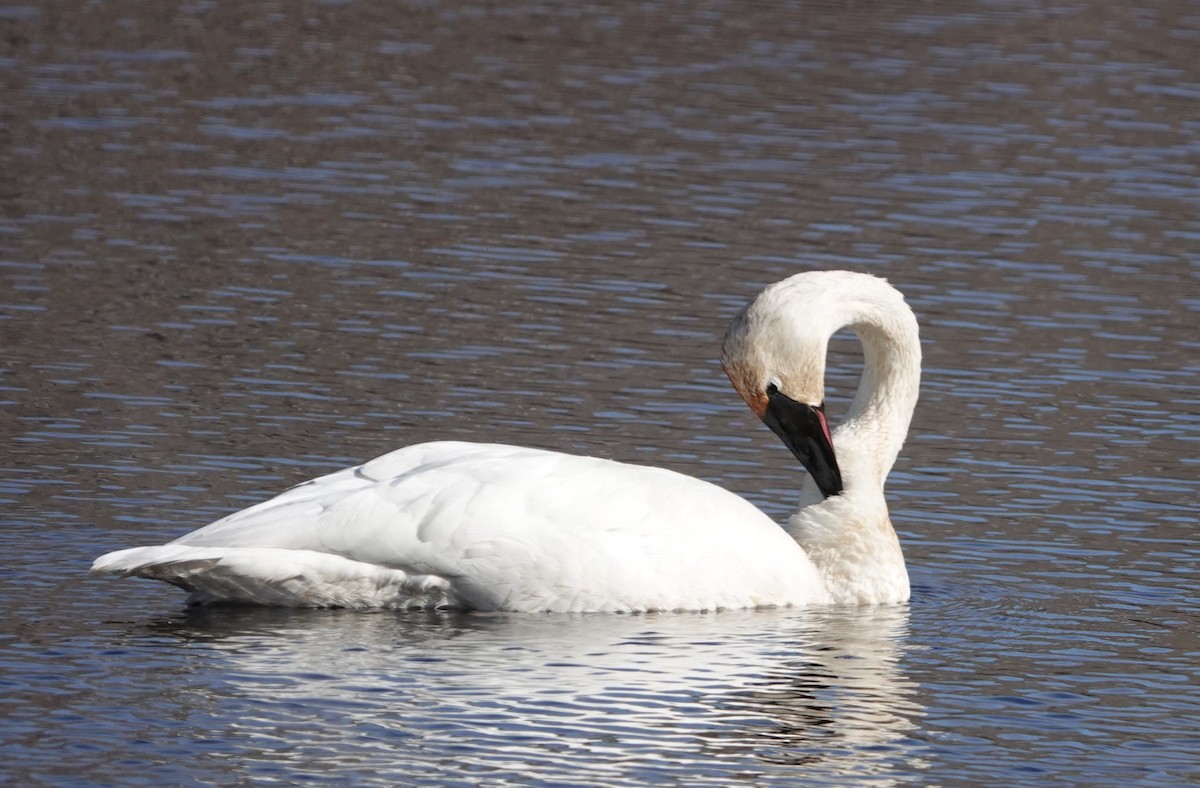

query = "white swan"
91;270;921;612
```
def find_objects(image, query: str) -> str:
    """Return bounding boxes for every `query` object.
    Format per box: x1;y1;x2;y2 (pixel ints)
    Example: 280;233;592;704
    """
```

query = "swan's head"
721;275;845;499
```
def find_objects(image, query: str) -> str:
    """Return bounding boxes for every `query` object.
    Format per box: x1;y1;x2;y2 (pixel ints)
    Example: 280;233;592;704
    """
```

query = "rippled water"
3;0;1198;784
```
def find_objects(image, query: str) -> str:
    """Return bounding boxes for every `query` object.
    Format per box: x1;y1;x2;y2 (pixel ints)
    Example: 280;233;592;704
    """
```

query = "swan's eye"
765;382;779;396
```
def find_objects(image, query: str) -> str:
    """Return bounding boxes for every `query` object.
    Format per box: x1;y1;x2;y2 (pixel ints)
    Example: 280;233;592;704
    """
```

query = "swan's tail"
90;545;453;608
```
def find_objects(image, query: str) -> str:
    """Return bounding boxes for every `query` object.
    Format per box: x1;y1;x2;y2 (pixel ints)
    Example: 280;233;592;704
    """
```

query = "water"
2;0;1198;783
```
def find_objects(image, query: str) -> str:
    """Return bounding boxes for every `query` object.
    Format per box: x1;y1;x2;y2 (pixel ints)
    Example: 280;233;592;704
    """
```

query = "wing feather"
95;441;820;611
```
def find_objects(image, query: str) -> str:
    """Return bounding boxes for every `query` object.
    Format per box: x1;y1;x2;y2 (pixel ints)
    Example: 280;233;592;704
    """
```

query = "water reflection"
132;606;925;783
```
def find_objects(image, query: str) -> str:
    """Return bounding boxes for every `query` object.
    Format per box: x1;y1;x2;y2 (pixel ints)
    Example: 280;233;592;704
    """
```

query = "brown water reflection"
2;0;1198;784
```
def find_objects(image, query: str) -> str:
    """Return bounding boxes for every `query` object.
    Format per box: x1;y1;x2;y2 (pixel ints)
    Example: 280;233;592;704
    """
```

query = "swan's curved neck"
788;298;920;605
836;306;922;494
723;271;919;604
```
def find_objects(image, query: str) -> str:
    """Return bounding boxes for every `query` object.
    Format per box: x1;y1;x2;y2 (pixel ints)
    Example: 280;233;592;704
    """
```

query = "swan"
90;270;921;612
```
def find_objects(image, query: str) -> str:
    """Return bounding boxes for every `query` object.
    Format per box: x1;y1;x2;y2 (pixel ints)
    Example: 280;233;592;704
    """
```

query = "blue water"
2;0;1198;784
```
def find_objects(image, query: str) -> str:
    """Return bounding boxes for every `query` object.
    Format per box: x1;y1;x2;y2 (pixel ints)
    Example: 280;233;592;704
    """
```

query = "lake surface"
2;0;1198;783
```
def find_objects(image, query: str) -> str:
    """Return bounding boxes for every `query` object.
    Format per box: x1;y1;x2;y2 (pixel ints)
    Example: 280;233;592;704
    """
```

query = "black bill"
761;388;844;498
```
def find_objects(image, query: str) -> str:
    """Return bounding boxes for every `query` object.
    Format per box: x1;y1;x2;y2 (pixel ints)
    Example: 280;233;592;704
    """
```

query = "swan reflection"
144;606;926;782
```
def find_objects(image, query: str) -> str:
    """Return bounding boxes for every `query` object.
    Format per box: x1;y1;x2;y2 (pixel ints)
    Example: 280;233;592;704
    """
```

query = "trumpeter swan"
91;270;921;612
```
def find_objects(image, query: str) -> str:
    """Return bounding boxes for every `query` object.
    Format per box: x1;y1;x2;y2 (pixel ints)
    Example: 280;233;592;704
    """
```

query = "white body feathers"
92;442;828;611
92;270;921;612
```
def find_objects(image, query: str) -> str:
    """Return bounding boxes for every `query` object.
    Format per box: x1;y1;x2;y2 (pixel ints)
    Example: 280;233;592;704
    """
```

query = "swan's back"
93;442;826;612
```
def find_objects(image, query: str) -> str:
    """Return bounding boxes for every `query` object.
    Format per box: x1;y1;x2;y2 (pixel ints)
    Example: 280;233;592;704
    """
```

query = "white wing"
92;442;825;612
